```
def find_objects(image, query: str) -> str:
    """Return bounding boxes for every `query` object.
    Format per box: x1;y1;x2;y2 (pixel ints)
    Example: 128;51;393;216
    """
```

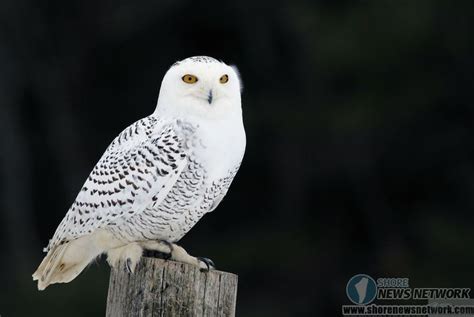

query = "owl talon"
126;258;133;273
197;257;215;272
161;240;174;251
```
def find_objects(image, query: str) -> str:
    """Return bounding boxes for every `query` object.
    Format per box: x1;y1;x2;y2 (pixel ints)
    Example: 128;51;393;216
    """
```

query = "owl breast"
107;117;245;243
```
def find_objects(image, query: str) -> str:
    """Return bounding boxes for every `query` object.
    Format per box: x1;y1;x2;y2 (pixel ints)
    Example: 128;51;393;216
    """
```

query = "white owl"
33;56;246;290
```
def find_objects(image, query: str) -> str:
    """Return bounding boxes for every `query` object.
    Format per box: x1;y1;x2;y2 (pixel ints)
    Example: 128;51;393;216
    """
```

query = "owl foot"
170;244;216;272
107;242;142;273
141;240;173;260
110;241;215;273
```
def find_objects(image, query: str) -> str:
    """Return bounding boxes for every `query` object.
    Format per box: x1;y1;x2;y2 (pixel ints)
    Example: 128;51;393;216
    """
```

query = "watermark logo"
343;275;474;316
346;274;377;305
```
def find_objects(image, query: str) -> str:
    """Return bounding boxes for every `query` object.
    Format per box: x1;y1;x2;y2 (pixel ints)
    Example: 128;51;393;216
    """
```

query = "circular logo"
346;274;377;305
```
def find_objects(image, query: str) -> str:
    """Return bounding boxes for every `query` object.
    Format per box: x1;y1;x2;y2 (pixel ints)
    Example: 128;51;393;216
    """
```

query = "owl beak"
207;90;213;104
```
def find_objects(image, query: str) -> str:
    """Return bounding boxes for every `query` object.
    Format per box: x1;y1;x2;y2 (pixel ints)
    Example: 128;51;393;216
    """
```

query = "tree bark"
106;257;238;317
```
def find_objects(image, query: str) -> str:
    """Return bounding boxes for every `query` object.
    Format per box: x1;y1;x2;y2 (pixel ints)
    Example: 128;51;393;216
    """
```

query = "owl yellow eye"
219;74;229;84
182;74;198;84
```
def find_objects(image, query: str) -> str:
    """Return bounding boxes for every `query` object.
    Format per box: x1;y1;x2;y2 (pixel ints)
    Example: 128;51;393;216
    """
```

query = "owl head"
155;56;242;119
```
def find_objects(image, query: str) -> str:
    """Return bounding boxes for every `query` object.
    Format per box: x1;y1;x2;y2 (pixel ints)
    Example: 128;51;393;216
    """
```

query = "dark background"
1;1;474;316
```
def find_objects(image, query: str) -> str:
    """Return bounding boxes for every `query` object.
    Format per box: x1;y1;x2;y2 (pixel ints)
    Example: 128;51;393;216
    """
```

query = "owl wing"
46;117;187;251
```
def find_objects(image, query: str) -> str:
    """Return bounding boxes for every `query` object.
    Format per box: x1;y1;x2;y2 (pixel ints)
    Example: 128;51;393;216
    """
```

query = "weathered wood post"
106;256;238;317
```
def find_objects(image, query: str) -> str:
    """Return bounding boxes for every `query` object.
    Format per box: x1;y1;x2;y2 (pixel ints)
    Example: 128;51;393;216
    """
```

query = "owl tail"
32;236;103;290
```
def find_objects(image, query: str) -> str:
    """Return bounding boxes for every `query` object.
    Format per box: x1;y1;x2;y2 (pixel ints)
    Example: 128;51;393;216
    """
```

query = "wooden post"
106;257;238;317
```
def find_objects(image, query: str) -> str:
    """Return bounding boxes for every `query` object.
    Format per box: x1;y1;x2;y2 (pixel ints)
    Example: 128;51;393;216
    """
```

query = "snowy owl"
33;56;246;290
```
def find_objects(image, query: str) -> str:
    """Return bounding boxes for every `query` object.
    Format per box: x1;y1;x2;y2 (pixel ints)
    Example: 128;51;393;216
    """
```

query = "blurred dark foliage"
0;0;474;316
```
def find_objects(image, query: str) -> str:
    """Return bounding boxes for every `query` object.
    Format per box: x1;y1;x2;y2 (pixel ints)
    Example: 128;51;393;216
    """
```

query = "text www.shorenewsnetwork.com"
342;304;474;315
